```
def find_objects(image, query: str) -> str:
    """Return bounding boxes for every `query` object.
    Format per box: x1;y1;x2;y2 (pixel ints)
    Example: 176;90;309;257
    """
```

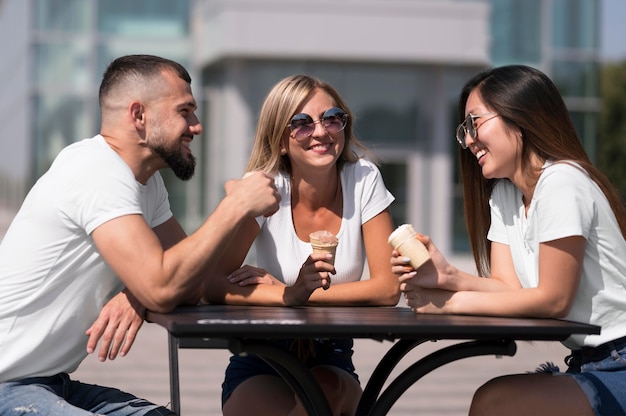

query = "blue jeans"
0;373;173;415
539;335;626;416
222;338;358;407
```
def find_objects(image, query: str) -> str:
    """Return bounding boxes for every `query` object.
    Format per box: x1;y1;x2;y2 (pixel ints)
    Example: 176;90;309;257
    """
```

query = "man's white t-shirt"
488;161;626;349
254;159;395;285
0;135;172;381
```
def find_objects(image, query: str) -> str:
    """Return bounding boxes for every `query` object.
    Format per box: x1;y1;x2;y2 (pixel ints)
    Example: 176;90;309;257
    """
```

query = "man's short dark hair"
99;54;191;107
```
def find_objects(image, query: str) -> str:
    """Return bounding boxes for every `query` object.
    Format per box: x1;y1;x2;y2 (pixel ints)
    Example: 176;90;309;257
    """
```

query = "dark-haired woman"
392;65;626;415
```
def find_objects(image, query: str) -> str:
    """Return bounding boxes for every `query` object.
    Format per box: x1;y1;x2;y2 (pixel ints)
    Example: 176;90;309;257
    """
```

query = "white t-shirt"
254;159;395;285
488;161;626;349
0;135;172;381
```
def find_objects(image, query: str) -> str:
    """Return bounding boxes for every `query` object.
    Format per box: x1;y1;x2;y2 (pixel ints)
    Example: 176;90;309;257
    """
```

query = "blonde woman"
205;75;400;415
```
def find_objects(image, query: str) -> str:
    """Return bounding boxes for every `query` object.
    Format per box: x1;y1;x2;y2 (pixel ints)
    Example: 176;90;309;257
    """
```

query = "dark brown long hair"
458;65;626;276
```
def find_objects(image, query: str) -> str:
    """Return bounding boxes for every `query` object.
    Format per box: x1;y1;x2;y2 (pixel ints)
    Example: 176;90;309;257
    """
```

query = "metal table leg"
356;339;428;415
367;339;517;416
167;333;181;415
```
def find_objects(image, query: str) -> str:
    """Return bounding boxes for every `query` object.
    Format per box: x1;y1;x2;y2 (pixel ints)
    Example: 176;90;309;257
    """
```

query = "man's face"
146;71;202;180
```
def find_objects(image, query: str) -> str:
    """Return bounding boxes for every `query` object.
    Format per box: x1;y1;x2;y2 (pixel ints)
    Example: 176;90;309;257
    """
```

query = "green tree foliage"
598;62;626;202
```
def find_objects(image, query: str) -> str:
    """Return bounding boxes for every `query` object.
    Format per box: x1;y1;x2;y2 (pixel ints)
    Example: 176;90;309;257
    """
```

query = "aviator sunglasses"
287;107;348;140
455;112;498;149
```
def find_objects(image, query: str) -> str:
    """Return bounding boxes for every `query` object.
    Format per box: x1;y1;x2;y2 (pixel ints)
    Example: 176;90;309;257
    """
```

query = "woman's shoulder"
492;178;516;195
542;160;588;176
342;158;380;178
273;170;290;187
539;161;592;189
490;179;521;208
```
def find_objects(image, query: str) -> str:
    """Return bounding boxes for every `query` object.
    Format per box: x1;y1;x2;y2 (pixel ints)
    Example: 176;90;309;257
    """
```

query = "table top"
147;305;600;342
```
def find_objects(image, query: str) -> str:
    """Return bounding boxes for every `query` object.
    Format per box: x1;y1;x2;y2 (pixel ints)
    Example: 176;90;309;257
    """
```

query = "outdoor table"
146;304;600;416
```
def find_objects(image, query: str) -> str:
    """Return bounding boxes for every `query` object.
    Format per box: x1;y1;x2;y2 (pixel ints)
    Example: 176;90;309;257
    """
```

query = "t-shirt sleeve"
254;172;290;228
487;180;510;245
65;170;142;235
354;160;395;224
57;142;163;235
145;172;173;228
531;163;595;242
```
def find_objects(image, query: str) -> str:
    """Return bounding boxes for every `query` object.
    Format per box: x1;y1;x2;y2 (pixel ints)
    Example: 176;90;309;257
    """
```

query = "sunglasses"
455;112;498;149
287;107;348;140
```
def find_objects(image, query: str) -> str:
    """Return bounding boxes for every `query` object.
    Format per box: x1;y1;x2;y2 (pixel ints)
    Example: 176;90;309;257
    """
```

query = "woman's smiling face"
284;88;345;174
463;89;522;181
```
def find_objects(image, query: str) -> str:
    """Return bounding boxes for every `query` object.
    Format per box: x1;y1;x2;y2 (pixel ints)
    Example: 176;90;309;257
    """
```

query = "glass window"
379;162;408;227
569;110;598;163
490;0;542;65
97;0;189;37
34;0;91;32
33;94;92;176
452;191;470;252
446;69;478;254
552;60;598;98
552;0;598;50
96;42;190;80
244;62;310;116
450;103;470;253
34;42;91;89
340;68;419;146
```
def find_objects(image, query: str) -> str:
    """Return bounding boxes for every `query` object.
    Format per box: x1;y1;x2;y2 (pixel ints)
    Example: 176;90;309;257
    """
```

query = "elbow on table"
536;299;573;319
202;291;228;305
200;278;231;305
143;301;176;314
374;288;402;306
140;288;187;313
546;307;572;320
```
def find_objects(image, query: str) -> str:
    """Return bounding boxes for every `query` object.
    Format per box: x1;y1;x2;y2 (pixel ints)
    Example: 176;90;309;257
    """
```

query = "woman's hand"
391;234;456;291
283;253;336;306
391;236;457;313
402;287;455;314
227;265;284;286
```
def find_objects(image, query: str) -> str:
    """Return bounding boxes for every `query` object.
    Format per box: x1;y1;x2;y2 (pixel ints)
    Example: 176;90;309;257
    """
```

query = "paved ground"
73;319;570;415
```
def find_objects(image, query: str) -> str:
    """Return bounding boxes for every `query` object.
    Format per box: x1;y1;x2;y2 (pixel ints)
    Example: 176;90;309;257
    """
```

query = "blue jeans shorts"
221;338;359;408
539;335;626;416
0;373;173;415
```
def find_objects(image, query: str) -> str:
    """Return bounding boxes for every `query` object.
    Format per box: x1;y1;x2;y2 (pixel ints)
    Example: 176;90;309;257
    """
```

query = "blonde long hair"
246;74;372;174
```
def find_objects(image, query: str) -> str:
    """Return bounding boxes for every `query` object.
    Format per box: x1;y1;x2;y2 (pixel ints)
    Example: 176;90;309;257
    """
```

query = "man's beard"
152;141;196;181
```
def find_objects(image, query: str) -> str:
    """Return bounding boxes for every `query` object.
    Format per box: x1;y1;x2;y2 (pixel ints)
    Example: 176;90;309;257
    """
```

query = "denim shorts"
221;338;359;407
539;335;626;416
0;373;173;415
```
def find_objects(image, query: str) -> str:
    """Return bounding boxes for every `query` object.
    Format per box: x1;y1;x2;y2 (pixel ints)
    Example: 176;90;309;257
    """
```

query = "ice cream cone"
309;230;338;266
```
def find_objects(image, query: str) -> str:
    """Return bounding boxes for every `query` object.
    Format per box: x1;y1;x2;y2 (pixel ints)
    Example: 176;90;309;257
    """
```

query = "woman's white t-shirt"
488;161;626;349
254;159;395;286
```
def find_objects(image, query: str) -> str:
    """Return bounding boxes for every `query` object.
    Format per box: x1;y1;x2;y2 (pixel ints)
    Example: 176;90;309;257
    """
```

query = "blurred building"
0;0;601;259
